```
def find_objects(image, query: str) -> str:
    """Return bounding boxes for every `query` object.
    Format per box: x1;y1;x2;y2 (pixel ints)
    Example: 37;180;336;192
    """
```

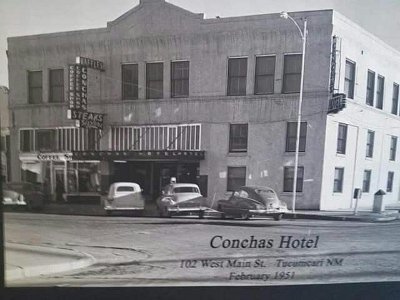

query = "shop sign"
328;93;346;114
69;109;104;130
68;64;88;111
37;153;73;161
72;150;205;161
76;56;105;71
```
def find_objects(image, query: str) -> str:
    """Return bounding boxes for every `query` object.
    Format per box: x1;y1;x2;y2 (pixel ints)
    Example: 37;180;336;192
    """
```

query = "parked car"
3;182;45;210
104;182;145;215
156;183;209;218
217;186;288;220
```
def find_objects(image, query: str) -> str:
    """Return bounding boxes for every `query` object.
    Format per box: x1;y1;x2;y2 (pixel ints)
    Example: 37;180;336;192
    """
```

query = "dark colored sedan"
217;186;288;220
3;182;45;211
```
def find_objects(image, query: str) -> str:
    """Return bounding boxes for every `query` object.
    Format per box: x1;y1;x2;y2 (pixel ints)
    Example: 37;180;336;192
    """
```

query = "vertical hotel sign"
67;56;105;129
68;64;88;111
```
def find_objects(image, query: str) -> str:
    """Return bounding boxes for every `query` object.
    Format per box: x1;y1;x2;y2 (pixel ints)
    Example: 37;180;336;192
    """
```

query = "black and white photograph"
1;0;400;292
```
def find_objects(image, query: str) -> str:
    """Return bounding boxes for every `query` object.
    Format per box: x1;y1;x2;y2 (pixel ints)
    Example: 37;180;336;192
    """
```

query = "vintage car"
104;182;145;215
156;183;209;218
217;186;288;220
3;182;45;210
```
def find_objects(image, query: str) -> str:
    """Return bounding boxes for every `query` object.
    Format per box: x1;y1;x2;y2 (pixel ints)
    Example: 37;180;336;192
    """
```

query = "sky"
0;0;399;87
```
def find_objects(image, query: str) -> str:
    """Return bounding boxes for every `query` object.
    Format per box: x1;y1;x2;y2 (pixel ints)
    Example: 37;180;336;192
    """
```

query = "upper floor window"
35;129;56;152
122;64;138;100
28;71;42;104
227;57;247;96
49;69;64;103
227;167;246;191
171;61;189;98
283;166;304;192
376;75;385;109
229;124;248;152
146;62;163;99
282;54;302;94
20;130;34;152
254;56;275;94
337;123;348;154
286;122;307;152
390;136;397;161
366;70;375;106
392;83;399;115
333;167;344;193
344;60;355;99
366;130;375;158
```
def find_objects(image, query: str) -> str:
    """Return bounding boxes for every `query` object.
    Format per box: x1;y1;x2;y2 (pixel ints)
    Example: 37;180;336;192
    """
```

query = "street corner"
5;242;96;284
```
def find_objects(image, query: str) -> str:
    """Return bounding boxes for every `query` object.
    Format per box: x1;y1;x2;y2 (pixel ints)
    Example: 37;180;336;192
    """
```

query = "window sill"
227;152;248;157
283;152;306;156
365;157;374;161
280;192;304;196
336;153;346;158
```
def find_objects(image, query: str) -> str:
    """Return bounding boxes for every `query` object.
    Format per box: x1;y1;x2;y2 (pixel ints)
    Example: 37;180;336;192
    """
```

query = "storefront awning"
72;150;205;161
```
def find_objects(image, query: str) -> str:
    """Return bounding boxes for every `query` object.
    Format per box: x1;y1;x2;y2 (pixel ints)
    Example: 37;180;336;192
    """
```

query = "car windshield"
116;186;135;192
254;188;279;204
173;187;199;194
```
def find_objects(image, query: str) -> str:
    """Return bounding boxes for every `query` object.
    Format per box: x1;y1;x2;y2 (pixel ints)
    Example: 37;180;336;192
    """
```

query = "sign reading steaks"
69;109;104;130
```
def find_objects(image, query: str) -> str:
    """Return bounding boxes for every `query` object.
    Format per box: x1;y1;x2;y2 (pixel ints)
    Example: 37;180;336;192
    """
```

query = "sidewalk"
284;209;400;222
9;202;400;223
5;242;95;283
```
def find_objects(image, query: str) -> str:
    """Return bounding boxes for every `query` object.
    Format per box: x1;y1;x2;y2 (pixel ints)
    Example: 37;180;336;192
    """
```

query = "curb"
283;213;399;222
5;243;95;282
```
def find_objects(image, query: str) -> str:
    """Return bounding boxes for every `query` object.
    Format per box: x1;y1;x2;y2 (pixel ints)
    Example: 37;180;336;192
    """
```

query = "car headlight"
162;197;175;205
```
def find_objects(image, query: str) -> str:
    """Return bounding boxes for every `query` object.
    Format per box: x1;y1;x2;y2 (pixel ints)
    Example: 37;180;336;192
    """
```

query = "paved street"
4;212;400;286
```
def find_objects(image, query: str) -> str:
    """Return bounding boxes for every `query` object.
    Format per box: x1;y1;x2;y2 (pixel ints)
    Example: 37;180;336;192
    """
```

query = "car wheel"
273;213;283;221
199;210;204;219
217;205;226;219
241;212;250;220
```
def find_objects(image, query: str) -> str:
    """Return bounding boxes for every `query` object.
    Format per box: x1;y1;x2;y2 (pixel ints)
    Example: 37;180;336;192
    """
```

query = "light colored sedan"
104;182;145;215
217;186;288;220
156;183;209;218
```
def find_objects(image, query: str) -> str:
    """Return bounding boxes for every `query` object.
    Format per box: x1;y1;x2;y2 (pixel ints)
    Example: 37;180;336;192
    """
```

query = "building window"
286;122;307;152
283;166;304;192
171;61;189;98
35;129;56;152
336;123;348;154
122;64;138;100
387;171;394;193
49;69;64;103
390;136;397;161
28;71;42;104
392;83;399;115
20;130;34;152
344;60;355;99
146;62;163;99
366;130;375;158
333;167;344;193
376;75;385;109
362;170;371;193
254;56;275;94
229;124;248;152
366;70;375;106
227;167;246;191
227;57;247;96
282;54;302;94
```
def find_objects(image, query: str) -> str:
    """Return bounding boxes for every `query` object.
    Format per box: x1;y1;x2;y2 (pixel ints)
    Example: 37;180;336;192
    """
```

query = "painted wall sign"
77;56;105;71
72;150;205;161
37;153;73;161
68;64;87;111
329;36;337;94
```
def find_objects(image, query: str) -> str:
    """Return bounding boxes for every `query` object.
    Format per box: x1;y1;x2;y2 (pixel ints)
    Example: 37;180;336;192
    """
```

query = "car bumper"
167;206;209;213
248;208;288;215
104;206;144;211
